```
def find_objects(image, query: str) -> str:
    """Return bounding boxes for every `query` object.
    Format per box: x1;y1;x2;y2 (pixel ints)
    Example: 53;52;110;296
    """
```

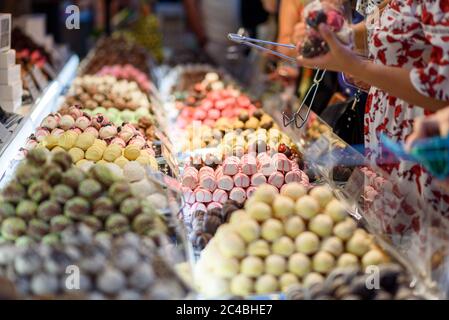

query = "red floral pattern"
365;0;449;234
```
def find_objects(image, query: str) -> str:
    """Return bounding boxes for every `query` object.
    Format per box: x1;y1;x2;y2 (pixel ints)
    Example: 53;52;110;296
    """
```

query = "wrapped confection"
103;144;123;162
58;131;78;150
75;132;96;151
85;146;104;162
68;148;85;163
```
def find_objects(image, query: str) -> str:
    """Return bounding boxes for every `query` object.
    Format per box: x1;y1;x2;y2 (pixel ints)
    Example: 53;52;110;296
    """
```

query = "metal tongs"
228;32;327;129
227;33;297;64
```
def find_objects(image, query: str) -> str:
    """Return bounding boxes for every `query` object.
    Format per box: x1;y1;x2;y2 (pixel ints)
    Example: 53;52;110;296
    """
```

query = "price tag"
155;128;174;155
31;66;48;91
307;135;330;162
42;62;57;80
24;74;40;101
162;145;180;178
0;122;11;148
343;167;365;202
146;166;182;194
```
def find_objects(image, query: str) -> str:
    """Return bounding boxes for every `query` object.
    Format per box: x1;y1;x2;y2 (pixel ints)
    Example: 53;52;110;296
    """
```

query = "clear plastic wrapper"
299;0;353;58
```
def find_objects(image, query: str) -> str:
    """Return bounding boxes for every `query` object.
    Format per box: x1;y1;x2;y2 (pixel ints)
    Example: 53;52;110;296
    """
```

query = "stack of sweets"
181;152;309;215
0;43;22;112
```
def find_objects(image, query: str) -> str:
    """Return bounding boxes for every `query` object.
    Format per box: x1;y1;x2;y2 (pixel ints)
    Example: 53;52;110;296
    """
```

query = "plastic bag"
299;0;354;58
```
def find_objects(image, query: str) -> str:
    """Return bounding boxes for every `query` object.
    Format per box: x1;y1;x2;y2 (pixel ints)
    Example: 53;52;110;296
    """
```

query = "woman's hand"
297;24;365;74
405;107;449;150
291;22;307;45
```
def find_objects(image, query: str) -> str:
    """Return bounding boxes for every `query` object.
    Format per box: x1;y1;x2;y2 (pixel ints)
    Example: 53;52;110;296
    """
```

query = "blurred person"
296;0;449;224
183;0;269;69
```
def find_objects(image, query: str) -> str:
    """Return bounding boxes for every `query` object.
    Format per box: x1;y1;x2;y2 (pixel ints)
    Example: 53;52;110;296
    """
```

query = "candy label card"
31;66;48;91
24;74;40;101
42;62;57;80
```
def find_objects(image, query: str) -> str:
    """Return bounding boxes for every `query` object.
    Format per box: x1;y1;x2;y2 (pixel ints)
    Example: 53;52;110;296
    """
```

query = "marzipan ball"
337;253;359;268
288;253;311;277
230;274;253;296
235;219;260;243
247;202;272;222
215;256;240;279
308;214;334;237
261;219;284;241
255;274;278;294
280;183;307;201
279;273;299;292
284;216;305;238
295;196;319;219
229;210;249;224
324;199;347;223
309;186;333;208
1;217;27;240
272;236;295;257
362;249;386;269
303;272;324;288
295;231;320;255
240;256;264;277
333;218;357;240
320;237;344;256
265;254;287;276
272;195;295;219
16;200;38;220
252;184;278;205
346;233;371;257
247;240;271;257
217;232;246;259
312;251;335;274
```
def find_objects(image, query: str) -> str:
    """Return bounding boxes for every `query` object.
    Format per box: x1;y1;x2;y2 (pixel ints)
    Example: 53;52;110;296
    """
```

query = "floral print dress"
364;0;449;235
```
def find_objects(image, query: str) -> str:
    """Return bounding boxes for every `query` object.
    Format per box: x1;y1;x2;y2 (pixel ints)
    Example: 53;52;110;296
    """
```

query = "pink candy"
251;173;267;186
207;202;223;210
246;186;257;198
229;187;247;203
285;171;302;184
213;189;229;204
191;202;207;213
241;154;258;175
272;153;292;172
182;187;196;204
195;188;213;203
223;156;240;176
217;175;234;191
182;173;199;189
200;175;217;192
268;172;285;189
233;173;250;188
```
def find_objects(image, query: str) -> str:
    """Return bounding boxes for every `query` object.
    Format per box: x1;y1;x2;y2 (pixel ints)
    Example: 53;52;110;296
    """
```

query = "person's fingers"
440;122;449;137
405;116;439;150
318;24;340;51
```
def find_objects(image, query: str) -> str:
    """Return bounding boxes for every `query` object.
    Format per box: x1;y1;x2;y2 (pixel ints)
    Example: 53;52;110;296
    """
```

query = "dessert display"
28;105;158;169
194;184;390;297
0;149;168;245
0;225;189;299
82;36;150;75
174;73;259;129
299;1;352;58
0;11;438;300
96;64;152;93
181;200;244;251
62;75;151;111
180;152;310;219
286;264;423;300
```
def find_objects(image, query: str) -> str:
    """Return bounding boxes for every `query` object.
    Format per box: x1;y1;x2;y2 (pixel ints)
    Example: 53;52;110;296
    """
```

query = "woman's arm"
183;0;207;47
277;0;302;56
297;25;448;112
